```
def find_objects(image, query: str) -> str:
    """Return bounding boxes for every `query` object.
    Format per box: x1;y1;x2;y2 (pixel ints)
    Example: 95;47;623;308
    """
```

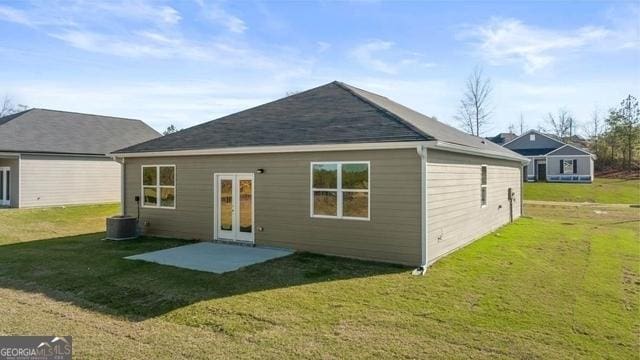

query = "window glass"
481;187;487;206
481;166;487;185
143;167;157;186
144;187;157;206
313;191;337;216
563;160;573;174
342;163;368;189
142;165;175;208
159;166;175;186
313;164;338;188
160;187;175;207
343;192;368;218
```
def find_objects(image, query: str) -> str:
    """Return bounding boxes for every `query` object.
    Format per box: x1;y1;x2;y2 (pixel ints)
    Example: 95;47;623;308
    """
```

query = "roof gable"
546;144;593;157
0;109;161;155
503;129;565;150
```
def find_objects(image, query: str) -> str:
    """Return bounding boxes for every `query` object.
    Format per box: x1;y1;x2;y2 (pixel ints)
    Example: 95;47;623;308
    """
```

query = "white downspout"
112;156;126;216
414;145;428;275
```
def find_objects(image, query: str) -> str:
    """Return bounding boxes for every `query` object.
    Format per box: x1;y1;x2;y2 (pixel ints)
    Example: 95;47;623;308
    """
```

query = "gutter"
111;140;529;164
414;145;429;275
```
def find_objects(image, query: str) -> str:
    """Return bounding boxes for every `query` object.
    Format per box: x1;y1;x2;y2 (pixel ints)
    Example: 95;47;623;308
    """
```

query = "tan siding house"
0;109;159;208
113;81;528;268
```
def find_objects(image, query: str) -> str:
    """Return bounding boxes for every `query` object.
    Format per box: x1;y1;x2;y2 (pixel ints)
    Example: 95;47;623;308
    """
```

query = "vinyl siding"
427;149;522;262
123;149;422;265
0;157;19;207
20;155;121;207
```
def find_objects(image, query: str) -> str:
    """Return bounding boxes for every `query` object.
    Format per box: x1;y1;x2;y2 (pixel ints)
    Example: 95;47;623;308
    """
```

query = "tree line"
455;68;639;172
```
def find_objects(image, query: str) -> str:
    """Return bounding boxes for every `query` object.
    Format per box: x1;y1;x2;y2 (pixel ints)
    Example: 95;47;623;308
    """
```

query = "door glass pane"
220;179;233;231
0;171;4;201
343;191;368;218
313;191;337;216
342;163;368;189
5;170;9;201
313;164;337;188
239;179;252;233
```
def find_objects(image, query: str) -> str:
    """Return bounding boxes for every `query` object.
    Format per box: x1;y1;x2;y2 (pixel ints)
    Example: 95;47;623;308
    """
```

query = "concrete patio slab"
125;242;293;274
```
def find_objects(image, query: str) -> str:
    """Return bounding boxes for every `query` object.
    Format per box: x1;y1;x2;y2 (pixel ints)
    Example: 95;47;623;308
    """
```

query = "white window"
142;165;176;209
562;159;574;174
481;165;487;207
311;161;369;220
529;134;536;141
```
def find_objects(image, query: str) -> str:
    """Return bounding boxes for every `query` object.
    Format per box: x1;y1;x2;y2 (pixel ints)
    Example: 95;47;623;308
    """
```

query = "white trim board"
111;140;528;163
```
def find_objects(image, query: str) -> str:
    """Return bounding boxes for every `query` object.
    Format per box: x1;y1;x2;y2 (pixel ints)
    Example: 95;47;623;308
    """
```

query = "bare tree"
0;95;28;117
519;113;526;135
507;123;516;134
455;66;492;136
545;108;574;141
583;108;603;159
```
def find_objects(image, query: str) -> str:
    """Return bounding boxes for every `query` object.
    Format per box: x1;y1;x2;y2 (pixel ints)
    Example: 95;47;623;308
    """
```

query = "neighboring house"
486;132;517;145
502;129;595;183
0;109;160;208
112;81;528;267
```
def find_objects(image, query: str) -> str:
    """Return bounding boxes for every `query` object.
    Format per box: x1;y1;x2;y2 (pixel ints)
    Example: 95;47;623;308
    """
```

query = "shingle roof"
0;108;160;155
113;81;523;161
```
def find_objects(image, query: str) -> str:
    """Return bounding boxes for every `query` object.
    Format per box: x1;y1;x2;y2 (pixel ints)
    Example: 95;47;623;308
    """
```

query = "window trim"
141;164;176;209
480;164;488;208
310;161;371;221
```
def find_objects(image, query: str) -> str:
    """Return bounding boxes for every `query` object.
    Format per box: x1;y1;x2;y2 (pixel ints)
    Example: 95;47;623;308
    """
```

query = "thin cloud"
196;1;247;34
0;5;32;26
349;40;435;74
461;17;636;73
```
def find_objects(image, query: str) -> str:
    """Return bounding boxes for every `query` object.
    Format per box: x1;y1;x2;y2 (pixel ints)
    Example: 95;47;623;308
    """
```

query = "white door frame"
0;167;9;206
213;173;255;243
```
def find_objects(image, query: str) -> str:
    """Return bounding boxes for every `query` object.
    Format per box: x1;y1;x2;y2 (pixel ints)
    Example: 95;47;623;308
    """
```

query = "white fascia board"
111;141;429;158
0;152;20;158
112;140;529;163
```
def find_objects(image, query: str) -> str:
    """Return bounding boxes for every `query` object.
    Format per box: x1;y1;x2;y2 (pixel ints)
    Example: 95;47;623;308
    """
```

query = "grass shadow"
0;233;407;321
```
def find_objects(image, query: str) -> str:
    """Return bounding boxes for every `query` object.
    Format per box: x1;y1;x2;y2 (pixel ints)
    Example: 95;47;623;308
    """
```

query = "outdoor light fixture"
256;168;265;174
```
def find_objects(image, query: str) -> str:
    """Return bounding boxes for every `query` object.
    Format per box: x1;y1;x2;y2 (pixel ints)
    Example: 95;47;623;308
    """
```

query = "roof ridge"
0;108;33;126
31;108;146;123
333;81;432;141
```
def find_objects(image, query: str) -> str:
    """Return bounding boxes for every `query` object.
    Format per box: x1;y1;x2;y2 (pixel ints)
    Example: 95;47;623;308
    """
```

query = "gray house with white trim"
502;130;595;183
0;109;160;208
112;81;528;267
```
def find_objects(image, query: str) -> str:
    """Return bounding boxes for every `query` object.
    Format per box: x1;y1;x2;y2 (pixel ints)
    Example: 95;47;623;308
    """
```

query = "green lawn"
524;178;640;204
0;203;638;358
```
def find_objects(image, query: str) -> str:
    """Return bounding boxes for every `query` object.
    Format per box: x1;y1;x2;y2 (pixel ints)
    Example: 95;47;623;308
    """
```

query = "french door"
215;174;254;243
0;167;10;206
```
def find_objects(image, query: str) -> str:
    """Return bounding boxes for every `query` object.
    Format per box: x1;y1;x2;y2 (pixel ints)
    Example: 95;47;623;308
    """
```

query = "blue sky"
0;1;638;135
